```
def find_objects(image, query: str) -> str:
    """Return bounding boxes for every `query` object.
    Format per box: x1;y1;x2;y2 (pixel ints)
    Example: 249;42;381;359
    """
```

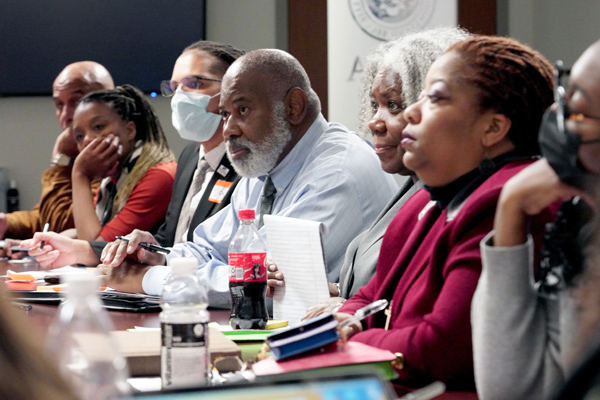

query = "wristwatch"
51;153;72;167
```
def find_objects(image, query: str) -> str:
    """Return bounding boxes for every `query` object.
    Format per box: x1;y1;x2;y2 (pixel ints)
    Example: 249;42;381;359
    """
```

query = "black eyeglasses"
555;60;600;143
160;75;222;97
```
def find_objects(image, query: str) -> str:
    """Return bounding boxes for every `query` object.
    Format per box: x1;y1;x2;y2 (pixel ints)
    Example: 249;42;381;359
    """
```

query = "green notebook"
222;330;273;342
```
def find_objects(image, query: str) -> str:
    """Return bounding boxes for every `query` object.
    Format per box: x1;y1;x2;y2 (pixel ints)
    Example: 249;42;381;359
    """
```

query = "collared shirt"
174;142;227;243
143;114;398;307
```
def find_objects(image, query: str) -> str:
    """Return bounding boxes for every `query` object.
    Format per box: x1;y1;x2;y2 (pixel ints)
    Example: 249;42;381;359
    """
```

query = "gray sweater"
471;232;578;400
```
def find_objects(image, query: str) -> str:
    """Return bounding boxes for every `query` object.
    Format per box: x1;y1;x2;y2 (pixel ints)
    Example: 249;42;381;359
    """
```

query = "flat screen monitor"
0;0;206;96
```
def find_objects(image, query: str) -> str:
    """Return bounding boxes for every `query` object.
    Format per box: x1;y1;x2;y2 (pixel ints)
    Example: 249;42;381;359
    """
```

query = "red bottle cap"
238;209;255;220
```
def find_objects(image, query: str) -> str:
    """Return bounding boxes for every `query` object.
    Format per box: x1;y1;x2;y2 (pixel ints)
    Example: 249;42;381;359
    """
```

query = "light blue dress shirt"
143;114;398;307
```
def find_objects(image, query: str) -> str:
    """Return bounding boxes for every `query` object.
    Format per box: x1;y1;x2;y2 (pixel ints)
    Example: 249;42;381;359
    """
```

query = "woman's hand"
494;158;589;247
335;312;363;341
303;297;346;321
100;229;165;267
22;232;80;269
266;259;284;297
73;135;121;180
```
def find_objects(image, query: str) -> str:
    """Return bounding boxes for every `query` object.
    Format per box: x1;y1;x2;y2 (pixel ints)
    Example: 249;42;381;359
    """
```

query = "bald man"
88;49;398;306
0;61;114;241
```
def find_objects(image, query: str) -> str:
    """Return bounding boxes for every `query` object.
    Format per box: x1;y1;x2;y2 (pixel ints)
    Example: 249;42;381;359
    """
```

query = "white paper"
6;265;85;279
264;215;330;325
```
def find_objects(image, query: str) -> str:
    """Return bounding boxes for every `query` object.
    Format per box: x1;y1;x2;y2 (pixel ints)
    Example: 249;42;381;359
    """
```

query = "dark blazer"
89;143;239;259
154;143;239;247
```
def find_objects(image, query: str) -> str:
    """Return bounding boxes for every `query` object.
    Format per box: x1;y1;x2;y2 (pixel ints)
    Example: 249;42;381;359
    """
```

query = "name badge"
209;180;233;203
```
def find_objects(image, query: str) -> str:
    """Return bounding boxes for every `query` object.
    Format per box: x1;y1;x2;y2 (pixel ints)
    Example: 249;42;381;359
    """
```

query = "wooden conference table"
0;259;230;336
2;259;478;399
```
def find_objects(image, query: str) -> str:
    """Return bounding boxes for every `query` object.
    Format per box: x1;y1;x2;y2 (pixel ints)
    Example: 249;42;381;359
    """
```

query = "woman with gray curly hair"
303;26;468;319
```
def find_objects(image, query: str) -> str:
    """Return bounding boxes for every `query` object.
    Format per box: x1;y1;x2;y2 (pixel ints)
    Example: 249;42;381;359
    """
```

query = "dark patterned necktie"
258;176;276;229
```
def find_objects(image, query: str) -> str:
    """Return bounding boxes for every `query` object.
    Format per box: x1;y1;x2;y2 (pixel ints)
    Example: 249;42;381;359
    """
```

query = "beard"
226;103;292;178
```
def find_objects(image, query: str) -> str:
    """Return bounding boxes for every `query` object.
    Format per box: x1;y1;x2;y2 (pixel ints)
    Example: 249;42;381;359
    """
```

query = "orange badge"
209;180;233;203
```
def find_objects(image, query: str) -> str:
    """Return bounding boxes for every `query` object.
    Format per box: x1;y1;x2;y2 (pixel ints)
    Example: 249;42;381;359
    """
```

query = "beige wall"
0;0;286;210
2;0;599;209
508;0;600;66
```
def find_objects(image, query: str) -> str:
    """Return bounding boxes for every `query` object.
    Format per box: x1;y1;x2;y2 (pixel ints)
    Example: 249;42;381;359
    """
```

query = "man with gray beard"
88;49;398;307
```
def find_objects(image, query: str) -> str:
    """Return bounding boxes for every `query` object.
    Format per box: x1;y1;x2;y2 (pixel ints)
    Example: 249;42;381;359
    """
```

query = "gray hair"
233;49;321;114
358;26;469;137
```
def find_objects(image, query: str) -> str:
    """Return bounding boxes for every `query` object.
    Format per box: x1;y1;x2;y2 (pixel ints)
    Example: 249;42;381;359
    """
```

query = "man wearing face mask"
89;41;243;255
471;40;600;400
154;41;244;247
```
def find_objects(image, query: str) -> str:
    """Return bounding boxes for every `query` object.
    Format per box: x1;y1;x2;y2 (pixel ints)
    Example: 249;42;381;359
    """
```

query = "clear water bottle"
160;257;210;389
228;209;268;330
47;273;130;400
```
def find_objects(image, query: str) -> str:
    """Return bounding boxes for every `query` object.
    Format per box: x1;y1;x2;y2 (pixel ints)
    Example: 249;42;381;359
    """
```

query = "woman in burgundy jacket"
337;35;556;395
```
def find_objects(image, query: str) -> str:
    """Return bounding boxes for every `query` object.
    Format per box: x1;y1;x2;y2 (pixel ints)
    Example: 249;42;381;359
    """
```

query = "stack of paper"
263;215;330;325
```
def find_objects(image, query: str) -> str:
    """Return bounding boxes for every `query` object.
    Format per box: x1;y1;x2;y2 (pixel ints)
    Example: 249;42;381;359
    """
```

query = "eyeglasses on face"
555;60;600;143
160;75;222;97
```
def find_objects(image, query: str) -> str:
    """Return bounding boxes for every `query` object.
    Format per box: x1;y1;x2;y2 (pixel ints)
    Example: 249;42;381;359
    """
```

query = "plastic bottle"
228;209;268;330
7;179;19;212
160;257;210;389
47;273;130;400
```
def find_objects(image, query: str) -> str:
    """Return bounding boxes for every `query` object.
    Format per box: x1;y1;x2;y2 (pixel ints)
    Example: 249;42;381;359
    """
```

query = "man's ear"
481;113;512;148
285;88;307;126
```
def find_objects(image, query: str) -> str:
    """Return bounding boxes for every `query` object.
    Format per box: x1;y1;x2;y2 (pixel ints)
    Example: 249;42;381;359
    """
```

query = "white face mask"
171;90;222;142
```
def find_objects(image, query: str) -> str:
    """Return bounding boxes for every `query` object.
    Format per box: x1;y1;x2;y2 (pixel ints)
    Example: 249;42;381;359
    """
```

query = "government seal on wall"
349;0;436;41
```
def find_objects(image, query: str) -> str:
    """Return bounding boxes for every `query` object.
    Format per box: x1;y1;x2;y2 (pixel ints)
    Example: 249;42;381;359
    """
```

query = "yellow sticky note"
266;320;288;329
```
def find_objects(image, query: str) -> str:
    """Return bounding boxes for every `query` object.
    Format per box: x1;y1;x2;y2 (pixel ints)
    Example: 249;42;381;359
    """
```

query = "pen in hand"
337;299;389;329
115;236;171;255
40;223;49;251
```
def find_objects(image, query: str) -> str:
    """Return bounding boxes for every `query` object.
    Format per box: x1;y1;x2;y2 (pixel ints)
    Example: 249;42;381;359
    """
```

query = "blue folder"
266;313;341;361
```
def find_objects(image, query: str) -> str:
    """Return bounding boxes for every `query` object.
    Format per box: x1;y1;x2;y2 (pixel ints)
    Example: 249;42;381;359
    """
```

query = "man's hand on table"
98;259;149;293
101;229;166;267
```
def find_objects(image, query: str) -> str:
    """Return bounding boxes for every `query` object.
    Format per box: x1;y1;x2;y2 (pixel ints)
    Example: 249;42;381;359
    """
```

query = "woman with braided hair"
70;84;176;241
336;35;555;395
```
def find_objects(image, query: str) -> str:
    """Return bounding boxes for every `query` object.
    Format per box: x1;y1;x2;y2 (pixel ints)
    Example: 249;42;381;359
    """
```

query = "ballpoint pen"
40;222;49;250
337;299;389;329
115;236;171;255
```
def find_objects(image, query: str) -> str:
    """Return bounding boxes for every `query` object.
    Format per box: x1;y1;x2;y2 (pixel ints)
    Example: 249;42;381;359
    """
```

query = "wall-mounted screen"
0;0;206;96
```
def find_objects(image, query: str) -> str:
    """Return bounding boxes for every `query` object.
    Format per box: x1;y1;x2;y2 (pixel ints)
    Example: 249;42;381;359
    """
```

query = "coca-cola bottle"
228;209;268;329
